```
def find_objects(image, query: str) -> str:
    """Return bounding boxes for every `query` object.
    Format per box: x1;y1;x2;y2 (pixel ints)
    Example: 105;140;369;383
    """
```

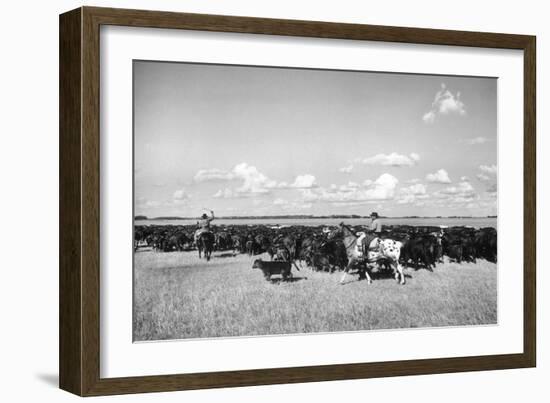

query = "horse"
331;222;405;285
196;231;215;261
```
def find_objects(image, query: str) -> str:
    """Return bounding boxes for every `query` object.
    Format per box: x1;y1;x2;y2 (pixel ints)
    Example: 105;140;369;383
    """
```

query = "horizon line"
135;214;498;220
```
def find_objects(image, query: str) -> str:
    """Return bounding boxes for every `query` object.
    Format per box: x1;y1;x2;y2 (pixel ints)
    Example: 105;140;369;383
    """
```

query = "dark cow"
310;253;332;272
215;231;233;251
400;234;438;270
231;234;247;254
475;227;497;263
134;223;497;274
443;227;478;264
252;259;293;281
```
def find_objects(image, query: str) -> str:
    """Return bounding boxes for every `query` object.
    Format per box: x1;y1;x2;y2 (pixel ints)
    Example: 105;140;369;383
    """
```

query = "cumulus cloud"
426;169;452;184
194;168;235;182
213;188;238;199
422;83;466;123
479;164;497;175
198;163;318;196
465;137;489;145
173;188;189;200
231;162;278;194
439;181;475;196
476;164;497;191
422;110;436;124
475;165;497;197
432;181;477;204
402;183;427;195
289;174;318;189
374;173;399;190
194;163;275;194
362;179;374;187
397;183;428;204
338;181;361;192
203;163;320;201
355;152;420;167
300;173;399;204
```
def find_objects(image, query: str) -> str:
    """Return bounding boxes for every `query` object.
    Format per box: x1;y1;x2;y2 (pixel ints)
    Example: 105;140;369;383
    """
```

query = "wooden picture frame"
59;6;536;396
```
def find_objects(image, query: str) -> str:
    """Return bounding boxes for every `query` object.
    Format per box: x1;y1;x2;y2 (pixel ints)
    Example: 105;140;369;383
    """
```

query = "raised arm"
207;210;215;222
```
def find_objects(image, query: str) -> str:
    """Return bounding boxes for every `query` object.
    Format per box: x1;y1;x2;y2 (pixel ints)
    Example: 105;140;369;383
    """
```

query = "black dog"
252;259;293;281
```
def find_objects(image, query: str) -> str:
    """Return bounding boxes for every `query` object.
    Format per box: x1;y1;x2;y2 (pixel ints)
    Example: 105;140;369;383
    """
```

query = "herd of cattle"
134;223;497;271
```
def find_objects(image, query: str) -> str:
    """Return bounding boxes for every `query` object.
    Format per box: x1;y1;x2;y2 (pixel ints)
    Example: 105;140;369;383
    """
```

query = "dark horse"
331;222;405;285
197;231;215;261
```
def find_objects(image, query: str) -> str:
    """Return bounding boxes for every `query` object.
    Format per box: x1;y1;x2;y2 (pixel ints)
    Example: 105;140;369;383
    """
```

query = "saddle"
355;232;380;257
194;228;212;242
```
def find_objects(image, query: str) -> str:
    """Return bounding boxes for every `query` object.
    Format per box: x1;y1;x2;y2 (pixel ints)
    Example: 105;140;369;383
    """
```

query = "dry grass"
133;249;497;341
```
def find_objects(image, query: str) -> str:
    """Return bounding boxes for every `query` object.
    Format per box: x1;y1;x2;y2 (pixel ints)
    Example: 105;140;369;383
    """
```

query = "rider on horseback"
340;213;405;285
356;212;382;255
369;212;382;234
195;210;215;242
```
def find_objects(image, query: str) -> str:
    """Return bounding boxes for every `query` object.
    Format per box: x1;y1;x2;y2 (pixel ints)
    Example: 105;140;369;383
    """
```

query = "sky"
134;61;497;218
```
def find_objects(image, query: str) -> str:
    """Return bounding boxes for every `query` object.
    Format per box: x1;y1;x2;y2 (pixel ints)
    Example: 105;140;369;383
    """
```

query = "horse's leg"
340;258;354;284
395;261;405;285
358;265;372;284
358;263;366;280
362;263;373;284
391;260;399;282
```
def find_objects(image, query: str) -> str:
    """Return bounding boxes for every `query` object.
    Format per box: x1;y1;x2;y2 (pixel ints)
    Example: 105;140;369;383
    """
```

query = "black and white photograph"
1;0;545;400
132;60;498;342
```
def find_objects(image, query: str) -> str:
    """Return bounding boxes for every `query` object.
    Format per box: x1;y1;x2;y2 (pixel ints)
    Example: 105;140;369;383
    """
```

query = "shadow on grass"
340;270;413;285
215;252;239;258
268;276;308;284
370;270;413;280
406;265;435;272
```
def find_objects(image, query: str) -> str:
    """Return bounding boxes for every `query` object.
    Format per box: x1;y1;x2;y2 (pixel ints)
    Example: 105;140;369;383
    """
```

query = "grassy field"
133;249;497;341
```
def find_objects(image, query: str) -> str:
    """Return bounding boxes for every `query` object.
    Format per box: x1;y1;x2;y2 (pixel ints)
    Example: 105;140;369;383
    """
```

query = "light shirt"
198;216;214;230
370;218;382;233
